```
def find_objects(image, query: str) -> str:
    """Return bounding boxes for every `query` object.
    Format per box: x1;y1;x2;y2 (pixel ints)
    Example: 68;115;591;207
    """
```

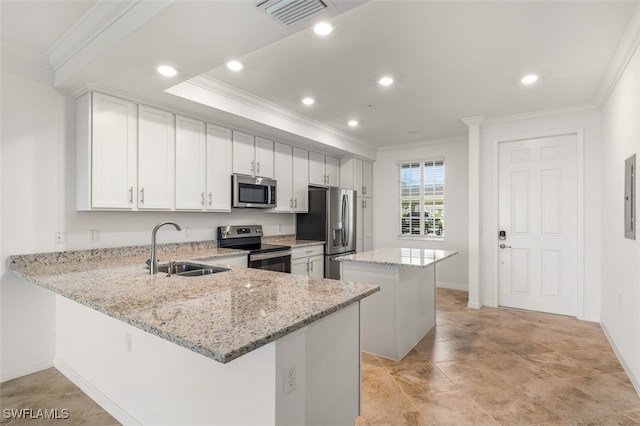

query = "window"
398;159;445;237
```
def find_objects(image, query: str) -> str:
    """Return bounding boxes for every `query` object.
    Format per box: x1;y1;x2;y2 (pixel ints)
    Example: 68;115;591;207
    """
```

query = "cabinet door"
308;151;326;186
362;161;373;198
232;131;254;176
363;198;373;251
137;105;174;210
274;142;293;212
325;156;340;187
206;124;232;211
175;116;206;210
353;159;363;196
308;255;324;278
292;147;309;212
90;92;137;209
356;197;364;252
254;136;274;178
291;258;309;276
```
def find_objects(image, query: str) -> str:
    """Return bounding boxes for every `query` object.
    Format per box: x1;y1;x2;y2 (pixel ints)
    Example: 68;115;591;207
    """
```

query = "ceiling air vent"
257;0;329;27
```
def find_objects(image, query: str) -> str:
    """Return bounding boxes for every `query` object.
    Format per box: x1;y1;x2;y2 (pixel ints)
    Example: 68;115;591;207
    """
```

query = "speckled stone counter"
335;247;458;268
8;243;378;364
263;235;324;248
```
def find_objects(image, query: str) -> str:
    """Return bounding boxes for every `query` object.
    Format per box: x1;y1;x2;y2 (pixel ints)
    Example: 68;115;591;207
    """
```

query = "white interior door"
498;134;578;316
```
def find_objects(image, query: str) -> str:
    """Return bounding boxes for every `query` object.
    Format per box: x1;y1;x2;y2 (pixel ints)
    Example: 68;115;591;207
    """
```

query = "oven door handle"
250;250;292;261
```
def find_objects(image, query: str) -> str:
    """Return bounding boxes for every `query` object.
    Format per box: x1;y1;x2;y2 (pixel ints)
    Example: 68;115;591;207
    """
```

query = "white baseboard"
0;361;54;383
600;323;640;396
436;282;468;292
54;358;141;426
467;301;481;309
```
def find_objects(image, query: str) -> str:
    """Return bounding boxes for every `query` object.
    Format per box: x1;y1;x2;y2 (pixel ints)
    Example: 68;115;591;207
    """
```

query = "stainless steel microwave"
232;174;277;208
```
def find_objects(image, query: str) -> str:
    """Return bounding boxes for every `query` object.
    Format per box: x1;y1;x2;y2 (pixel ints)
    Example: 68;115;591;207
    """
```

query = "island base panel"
342;262;435;361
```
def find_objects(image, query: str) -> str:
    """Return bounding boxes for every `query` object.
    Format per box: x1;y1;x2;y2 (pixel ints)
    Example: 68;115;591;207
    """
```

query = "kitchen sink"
157;262;230;277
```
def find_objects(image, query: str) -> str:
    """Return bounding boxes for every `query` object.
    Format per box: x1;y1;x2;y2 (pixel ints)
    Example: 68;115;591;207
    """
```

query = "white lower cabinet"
291;245;324;277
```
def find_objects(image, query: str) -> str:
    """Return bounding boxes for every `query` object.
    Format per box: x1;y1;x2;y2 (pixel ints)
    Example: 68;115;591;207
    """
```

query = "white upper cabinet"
309;152;339;187
273;142;293;212
254;136;274;178
340;158;372;198
232;131;274;178
175;115;206;210
274;143;309;213
206;124;233;211
362;161;372;198
292;147;309;212
77;92;137;210
137;105;175;210
232;131;254;176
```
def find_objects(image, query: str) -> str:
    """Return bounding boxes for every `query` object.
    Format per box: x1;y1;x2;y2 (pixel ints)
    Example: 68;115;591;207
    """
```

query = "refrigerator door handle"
342;194;349;247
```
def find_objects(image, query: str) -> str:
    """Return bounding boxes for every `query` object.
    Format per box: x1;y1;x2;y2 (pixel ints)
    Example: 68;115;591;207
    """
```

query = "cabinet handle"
290;198;293;208
129;187;133;204
294;198;297;208
251;161;255;173
140;187;145;204
306;250;314;254
257;161;260;174
208;192;212;206
201;192;205;206
326;174;329;185
310;261;313;272
363;186;366;195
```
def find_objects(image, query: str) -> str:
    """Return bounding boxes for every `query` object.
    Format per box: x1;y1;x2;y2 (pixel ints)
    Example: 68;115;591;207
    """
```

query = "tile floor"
1;289;638;425
357;289;640;425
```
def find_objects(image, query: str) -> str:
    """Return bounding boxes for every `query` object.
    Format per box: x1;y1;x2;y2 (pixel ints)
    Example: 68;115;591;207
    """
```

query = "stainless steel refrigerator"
296;187;357;279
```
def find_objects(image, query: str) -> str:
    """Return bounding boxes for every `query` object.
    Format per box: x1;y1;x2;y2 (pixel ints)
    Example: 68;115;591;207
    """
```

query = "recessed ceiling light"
227;60;243;71
302;97;315;105
378;76;394;86
314;22;333;36
521;74;538;85
348;120;359;127
157;65;177;77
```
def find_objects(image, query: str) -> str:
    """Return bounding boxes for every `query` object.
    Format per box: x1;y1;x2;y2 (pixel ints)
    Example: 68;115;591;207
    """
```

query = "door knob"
499;244;512;249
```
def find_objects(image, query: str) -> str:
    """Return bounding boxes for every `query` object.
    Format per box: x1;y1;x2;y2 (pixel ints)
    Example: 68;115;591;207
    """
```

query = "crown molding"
595;1;640;107
461;116;485;128
377;135;468;152
484;103;599;126
181;75;372;152
1;41;52;71
46;1;141;71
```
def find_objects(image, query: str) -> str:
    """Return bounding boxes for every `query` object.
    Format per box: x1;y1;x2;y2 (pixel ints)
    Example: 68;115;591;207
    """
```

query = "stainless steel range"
217;225;291;273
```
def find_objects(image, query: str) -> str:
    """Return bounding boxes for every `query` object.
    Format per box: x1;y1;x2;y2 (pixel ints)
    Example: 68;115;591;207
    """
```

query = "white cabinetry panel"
206;124;233;211
175;115;206;210
137;105;174;210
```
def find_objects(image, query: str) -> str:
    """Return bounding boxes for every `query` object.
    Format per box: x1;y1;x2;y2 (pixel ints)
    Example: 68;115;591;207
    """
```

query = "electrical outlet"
124;332;132;353
284;365;296;394
88;229;99;243
54;231;65;245
185;227;191;238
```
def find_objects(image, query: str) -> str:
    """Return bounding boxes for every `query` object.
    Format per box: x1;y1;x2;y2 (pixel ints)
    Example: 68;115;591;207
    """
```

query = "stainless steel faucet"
150;222;182;274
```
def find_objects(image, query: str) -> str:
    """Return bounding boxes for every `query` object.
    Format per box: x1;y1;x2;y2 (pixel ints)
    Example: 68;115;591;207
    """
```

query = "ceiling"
1;0;638;156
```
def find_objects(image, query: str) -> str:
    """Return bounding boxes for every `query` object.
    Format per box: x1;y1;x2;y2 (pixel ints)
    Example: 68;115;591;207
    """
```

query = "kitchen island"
336;248;457;361
8;242;378;426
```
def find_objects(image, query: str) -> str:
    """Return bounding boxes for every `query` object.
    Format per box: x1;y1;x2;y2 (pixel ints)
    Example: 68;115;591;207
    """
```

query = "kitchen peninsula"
8;242;378;426
337;248;457;361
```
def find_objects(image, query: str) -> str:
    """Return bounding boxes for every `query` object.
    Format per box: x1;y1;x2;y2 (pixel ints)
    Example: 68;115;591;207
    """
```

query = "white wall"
478;107;603;321
600;42;640;390
373;138;469;290
0;51;295;380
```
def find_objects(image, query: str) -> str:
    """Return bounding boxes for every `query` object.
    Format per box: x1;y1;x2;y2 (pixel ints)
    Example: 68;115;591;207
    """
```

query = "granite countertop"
8;241;377;364
335;248;458;268
263;235;324;248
